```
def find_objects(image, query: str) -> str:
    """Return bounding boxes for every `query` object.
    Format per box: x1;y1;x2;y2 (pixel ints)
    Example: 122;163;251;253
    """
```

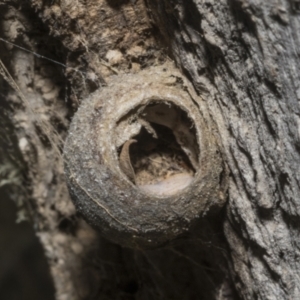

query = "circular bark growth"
64;63;227;248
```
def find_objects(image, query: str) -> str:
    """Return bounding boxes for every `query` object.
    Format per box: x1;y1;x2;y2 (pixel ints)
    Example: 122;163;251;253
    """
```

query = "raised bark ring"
64;63;227;248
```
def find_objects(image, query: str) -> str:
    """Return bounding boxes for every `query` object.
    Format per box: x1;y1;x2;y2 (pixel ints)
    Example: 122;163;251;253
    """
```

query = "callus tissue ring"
63;62;227;248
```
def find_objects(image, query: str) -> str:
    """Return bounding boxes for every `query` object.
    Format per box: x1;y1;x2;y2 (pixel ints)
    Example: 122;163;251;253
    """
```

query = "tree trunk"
1;0;300;299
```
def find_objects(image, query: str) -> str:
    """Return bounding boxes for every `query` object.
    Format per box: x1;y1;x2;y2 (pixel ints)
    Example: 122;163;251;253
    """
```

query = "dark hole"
106;0;130;9
58;216;77;235
279;251;284;259
279;172;289;191
123;280;139;294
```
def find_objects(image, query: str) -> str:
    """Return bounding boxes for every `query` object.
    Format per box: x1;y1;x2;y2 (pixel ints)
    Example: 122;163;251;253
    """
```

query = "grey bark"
1;0;300;299
145;0;300;298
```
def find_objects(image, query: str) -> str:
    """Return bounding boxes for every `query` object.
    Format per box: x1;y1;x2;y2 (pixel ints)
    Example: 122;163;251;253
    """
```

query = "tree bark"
1;0;300;299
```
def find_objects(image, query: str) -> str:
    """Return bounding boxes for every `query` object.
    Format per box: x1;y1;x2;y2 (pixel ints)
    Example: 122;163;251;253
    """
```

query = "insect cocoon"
64;62;227;248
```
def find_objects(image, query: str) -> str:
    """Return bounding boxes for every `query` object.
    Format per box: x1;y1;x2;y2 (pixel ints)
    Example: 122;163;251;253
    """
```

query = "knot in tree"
64;63;228;248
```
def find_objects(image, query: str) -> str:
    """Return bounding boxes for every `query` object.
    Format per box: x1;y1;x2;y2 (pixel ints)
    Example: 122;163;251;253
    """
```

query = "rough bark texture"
1;0;300;299
145;0;300;298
